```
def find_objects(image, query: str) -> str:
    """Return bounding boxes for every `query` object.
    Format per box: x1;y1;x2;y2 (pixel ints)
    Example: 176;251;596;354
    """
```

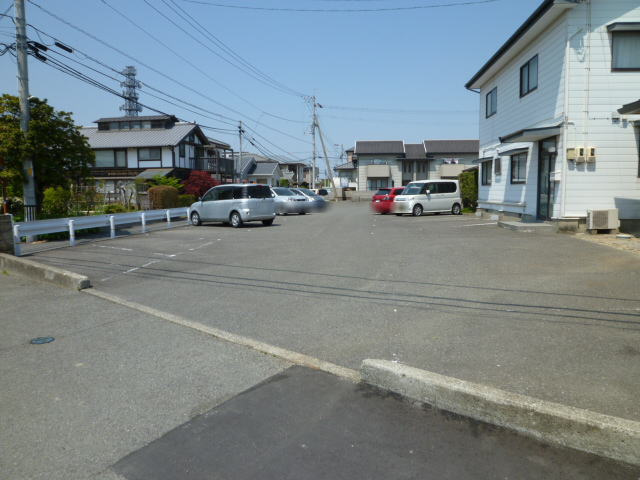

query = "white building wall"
356;155;402;191
477;13;569;218
126;148;137;168
563;0;640;219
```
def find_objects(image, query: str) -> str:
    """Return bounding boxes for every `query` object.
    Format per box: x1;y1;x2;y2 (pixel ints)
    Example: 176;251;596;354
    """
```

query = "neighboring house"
80;114;234;194
465;0;640;231
351;140;479;190
278;161;309;185
246;161;282;186
334;161;358;188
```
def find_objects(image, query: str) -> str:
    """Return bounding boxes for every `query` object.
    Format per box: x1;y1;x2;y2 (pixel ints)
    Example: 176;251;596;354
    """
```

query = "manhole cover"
30;336;55;345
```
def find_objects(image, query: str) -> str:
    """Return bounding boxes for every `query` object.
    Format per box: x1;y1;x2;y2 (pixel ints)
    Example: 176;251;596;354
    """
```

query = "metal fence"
13;207;190;256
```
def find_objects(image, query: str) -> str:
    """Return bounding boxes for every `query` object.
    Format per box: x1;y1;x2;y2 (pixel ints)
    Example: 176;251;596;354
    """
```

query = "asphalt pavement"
113;366;639;480
27;202;640;422
0;273;289;480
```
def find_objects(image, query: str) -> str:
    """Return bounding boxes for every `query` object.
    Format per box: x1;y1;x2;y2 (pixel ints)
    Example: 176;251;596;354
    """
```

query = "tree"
182;170;220;197
148;174;183;191
0;94;94;203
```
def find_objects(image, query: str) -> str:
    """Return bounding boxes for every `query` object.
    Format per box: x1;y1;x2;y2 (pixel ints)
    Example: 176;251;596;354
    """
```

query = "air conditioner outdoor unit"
587;209;620;230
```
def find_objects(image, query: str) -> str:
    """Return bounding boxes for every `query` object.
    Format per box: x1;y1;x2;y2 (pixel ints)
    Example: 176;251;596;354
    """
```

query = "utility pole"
311;96;317;189
15;0;37;221
237;121;243;183
316;120;338;199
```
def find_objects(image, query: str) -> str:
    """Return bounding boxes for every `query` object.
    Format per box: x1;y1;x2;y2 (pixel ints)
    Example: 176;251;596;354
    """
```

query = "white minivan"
393;180;462;216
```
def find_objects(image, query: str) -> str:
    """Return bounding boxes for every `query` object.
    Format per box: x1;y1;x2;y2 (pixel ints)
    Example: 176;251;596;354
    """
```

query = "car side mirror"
198;196;202;202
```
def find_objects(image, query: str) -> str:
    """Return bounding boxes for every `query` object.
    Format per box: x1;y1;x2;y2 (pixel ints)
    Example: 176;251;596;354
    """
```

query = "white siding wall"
564;1;640;219
477;14;568;217
126;148;137;168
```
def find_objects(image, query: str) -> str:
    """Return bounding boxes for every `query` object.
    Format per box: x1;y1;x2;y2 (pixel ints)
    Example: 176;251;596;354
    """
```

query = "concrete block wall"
0;215;15;255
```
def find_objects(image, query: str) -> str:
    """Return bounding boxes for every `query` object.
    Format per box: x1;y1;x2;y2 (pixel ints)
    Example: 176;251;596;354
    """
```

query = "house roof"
465;0;578;90
80;122;203;149
334;161;356;170
404;143;427;159
355;141;404;155
95;114;178;123
424;140;479;154
618;99;640;115
206;138;231;149
248;162;279;176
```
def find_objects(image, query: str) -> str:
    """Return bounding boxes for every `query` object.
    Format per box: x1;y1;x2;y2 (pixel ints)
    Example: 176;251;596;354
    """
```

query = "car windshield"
374;189;391;196
402;184;423;195
299;188;318;197
273;187;294;196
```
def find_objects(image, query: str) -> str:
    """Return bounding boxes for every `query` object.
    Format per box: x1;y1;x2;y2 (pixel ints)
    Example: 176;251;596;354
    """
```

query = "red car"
371;187;406;214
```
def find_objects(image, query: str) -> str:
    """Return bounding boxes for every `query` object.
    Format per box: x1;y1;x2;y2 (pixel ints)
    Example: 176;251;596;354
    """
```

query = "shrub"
148;185;179;209
458;168;478;210
279;178;290;187
42;186;71;216
178;194;197;207
149;175;183;191
182;170;219;197
102;203;128;214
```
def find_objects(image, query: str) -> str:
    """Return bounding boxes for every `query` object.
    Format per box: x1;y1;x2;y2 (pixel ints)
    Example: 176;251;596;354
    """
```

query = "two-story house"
466;0;640;232
80;114;234;193
350;140;479;191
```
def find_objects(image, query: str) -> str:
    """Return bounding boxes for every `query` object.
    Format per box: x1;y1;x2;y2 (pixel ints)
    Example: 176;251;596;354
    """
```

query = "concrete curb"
361;359;640;466
0;253;91;290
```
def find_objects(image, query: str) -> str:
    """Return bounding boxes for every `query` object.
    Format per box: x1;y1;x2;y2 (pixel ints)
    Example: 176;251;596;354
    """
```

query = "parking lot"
30;201;640;422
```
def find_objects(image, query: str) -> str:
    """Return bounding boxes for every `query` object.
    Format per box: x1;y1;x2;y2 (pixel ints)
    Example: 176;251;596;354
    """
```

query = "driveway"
29;202;640;422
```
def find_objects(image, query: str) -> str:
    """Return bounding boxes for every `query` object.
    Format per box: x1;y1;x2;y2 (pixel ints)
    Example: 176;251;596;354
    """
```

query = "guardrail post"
140;212;147;233
109;215;116;239
13;224;21;256
166;209;171;227
68;219;76;247
187;207;191;224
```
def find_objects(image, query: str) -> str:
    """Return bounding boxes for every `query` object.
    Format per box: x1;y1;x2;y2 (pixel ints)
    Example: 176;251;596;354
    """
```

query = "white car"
393;180;462;216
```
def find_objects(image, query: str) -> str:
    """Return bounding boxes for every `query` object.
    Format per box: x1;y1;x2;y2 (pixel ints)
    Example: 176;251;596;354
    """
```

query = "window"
481;160;492;185
439;182;457;193
138;147;162;162
98;123;109;131
179;142;185;158
151;120;165;128
237;185;272;199
367;178;389;190
612;31;640;70
119;121;130;130
520;55;538;97
109;122;119;130
141;120;152;129
202;188;218;202
94;149;126;168
494;157;502;176
511;153;527;184
486;87;497;118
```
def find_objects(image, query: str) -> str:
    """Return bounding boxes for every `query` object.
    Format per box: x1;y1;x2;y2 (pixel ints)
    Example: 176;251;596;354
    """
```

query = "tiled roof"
80;123;197;149
335;162;356;170
404;143;427;159
355;141;404;155
424;140;479;154
249;162;279;176
95;114;178;123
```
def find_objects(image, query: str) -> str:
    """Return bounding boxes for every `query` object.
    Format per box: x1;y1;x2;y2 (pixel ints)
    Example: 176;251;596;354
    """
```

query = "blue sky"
0;0;542;166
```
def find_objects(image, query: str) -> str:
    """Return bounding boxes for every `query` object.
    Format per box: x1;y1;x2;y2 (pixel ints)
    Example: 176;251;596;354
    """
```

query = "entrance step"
498;220;554;233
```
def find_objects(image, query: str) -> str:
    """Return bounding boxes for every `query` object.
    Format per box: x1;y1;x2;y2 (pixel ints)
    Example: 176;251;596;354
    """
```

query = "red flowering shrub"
182;171;220;197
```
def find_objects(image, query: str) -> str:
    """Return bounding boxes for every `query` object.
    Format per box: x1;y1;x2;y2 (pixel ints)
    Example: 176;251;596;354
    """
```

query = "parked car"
190;184;276;228
315;188;331;196
291;188;328;212
270;187;309;215
393;180;462;217
371;187;405;214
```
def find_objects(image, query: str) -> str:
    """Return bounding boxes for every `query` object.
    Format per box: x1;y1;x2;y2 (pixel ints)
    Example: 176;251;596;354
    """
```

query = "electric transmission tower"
119;66;142;116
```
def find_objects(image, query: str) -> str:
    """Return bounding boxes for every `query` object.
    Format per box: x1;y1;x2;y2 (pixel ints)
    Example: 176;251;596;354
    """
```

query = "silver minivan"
190;184;276;228
393;180;462;216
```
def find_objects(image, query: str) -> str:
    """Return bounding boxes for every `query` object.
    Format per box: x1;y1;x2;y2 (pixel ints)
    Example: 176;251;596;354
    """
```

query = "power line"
25;3;312;146
323;105;476;114
178;0;499;13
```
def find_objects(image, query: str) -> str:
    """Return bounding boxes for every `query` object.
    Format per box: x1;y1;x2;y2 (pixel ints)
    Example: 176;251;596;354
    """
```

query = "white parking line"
96;245;133;251
461;222;498;227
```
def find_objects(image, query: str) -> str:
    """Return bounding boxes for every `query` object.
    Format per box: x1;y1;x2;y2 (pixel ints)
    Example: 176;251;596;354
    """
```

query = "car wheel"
452;203;462;215
262;219;274;226
412;204;423;217
190;211;201;226
229;211;243;228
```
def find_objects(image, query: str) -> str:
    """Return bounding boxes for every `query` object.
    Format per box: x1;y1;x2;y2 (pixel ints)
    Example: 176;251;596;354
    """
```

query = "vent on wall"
587;209;620;230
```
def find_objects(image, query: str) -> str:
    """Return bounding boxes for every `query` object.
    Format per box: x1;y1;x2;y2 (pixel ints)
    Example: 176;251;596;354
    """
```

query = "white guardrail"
13;207;190;256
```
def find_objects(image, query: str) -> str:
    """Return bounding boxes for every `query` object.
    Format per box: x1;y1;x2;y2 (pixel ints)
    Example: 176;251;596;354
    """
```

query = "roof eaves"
465;0;559;90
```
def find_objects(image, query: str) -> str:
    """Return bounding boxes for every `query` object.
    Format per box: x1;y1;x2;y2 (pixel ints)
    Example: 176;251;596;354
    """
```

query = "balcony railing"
193;157;234;174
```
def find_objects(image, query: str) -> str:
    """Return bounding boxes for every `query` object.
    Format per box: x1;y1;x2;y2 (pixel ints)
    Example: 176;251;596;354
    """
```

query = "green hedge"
178;194;197;207
148;185;179;209
458;169;478;211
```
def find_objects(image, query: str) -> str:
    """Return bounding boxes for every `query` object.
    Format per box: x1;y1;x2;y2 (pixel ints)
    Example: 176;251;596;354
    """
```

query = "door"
200;188;219;220
214;186;234;220
243;185;274;216
537;138;557;220
423;182;448;211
